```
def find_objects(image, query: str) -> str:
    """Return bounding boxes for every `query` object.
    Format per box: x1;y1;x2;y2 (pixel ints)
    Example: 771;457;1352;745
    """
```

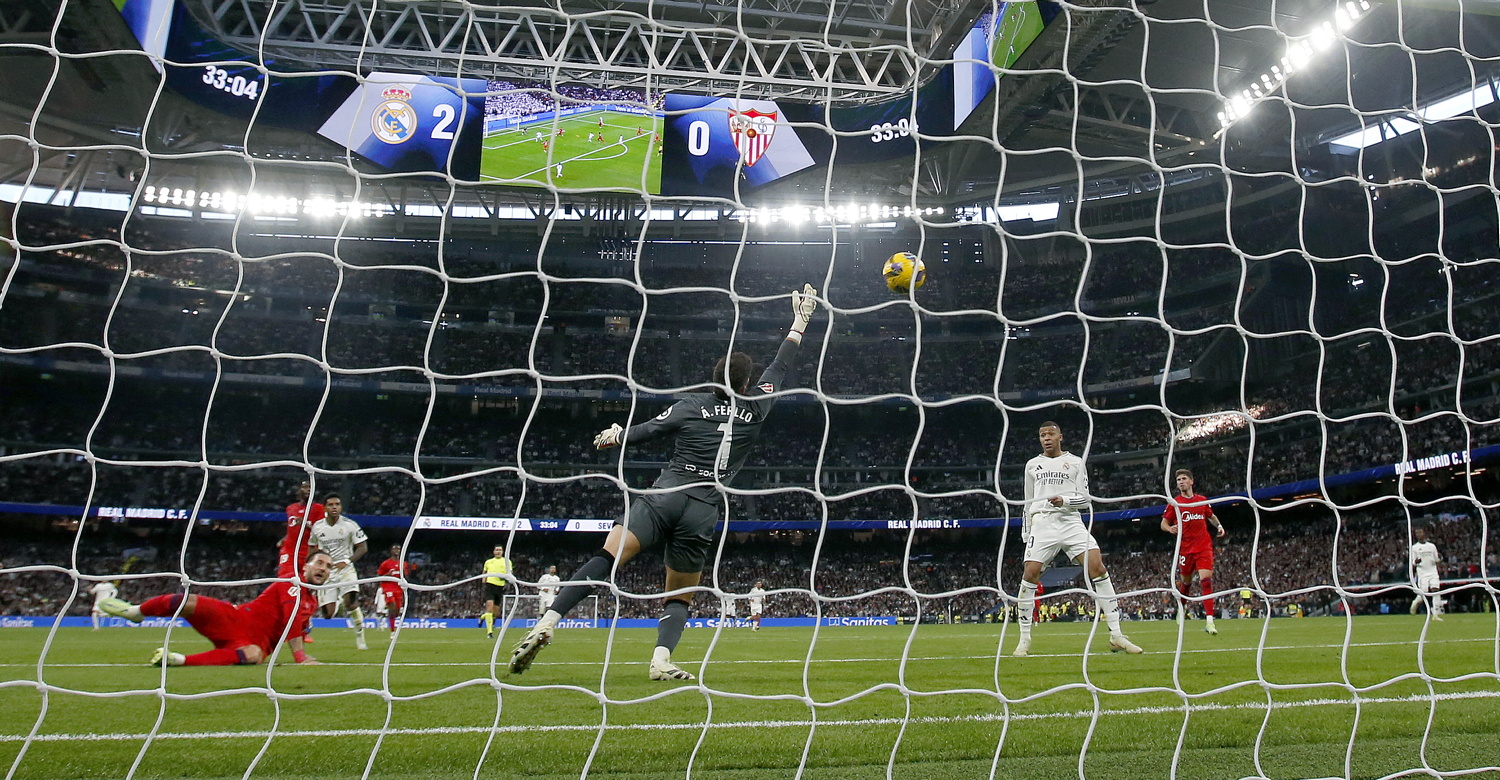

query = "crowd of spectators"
5;498;1495;621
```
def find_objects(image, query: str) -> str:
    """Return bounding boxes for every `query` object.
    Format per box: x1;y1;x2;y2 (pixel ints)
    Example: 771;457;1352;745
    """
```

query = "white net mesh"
1;0;1499;777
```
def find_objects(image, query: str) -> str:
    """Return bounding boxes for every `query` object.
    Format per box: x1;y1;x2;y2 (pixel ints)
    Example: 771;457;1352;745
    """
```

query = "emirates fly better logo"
729;108;777;167
372;85;417;144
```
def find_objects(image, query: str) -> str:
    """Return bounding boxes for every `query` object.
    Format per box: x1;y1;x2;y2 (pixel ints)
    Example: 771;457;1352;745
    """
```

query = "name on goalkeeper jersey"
703;405;755;422
1393;450;1471;476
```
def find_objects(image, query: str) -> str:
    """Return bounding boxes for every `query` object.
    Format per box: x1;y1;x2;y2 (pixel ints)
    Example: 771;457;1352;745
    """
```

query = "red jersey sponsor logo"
1165;494;1215;553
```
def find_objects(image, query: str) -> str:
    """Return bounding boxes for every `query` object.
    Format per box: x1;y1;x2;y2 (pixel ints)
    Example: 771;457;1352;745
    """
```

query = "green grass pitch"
1;616;1497;779
479;110;663;192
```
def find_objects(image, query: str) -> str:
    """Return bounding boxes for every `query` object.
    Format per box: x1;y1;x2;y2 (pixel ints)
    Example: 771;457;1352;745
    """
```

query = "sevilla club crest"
729;109;777;167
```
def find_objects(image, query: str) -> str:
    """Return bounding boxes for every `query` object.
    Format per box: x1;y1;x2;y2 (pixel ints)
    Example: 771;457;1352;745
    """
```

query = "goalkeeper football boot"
508;625;553;674
97;597;142;623
1108;634;1144;654
1011;637;1031;657
648;658;697;682
149;648;185;667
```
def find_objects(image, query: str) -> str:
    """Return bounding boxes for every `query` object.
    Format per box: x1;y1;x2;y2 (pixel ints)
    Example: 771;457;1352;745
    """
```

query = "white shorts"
539;593;556;611
318;564;360;606
1024;521;1099;564
749;602;763;617
1416;574;1440;593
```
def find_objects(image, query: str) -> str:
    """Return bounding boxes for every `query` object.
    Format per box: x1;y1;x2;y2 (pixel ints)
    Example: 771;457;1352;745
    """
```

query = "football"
883;252;926;294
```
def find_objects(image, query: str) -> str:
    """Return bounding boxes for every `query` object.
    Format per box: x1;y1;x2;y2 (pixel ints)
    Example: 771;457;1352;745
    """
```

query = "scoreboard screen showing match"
115;0;1061;196
478;80;664;193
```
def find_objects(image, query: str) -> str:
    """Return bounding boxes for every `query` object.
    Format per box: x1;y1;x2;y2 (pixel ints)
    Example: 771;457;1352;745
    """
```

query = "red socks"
183;648;244;666
388;615;397;632
1201;577;1215;616
139;594;183;617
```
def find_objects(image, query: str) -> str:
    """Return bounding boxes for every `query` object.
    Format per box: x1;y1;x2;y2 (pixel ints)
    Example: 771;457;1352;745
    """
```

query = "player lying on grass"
1013;421;1142;657
99;551;332;666
509;285;819;681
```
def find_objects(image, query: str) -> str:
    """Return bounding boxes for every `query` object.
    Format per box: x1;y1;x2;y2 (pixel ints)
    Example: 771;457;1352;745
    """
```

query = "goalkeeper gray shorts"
618;491;720;574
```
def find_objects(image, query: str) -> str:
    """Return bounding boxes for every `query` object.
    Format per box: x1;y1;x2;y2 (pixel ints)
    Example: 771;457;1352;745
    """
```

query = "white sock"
91;614;100;630
1017;581;1037;638
1090;575;1123;635
538;610;561;631
651;646;671;666
351;607;365;639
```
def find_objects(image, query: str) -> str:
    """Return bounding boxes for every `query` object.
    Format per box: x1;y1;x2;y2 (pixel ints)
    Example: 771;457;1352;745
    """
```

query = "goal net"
0;0;1498;777
502;593;599;625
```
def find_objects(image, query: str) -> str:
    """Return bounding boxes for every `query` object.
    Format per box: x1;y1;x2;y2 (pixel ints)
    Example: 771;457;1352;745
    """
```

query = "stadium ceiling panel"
185;0;990;101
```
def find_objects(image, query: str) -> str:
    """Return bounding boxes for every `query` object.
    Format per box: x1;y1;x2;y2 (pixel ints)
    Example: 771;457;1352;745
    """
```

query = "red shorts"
1177;549;1215;578
186;596;263;653
380;586;403;611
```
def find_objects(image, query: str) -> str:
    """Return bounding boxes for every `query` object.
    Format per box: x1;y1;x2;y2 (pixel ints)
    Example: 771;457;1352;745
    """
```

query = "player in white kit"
1409;527;1443;620
537;565;561;615
1012;422;1142;657
309;494;370;649
747;581;766;631
89;580;120;631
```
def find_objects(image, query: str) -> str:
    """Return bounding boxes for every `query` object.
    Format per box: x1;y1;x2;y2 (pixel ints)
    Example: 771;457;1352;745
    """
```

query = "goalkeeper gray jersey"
622;337;802;503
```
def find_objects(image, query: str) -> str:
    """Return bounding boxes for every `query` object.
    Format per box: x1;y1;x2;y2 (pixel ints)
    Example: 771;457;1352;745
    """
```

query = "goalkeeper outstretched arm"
593;284;818;449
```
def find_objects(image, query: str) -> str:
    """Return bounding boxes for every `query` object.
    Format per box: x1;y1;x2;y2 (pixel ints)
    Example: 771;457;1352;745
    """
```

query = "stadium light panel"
1221;5;1371;128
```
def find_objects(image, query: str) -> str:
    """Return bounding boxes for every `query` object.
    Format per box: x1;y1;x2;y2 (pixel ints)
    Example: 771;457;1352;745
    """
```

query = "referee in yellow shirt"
480;544;512;638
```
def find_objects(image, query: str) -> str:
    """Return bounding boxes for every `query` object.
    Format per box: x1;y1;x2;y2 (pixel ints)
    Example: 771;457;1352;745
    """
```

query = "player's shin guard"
1090;575;1124;635
139;594;184;618
552;550;617;618
350;607;365;635
657;600;690;654
1200;577;1215;618
1017;581;1037;637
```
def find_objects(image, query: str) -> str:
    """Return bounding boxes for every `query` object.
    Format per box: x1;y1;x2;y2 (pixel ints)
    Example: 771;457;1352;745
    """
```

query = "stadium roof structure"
182;0;987;102
0;0;1495;224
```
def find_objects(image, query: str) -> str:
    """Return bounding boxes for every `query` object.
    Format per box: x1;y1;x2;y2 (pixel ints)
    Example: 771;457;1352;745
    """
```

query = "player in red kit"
376;544;417;633
279;481;325;579
99;552;333;666
1161;469;1225;635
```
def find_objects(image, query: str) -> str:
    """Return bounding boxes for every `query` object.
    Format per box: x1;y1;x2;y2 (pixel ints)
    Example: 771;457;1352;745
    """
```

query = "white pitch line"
1;636;1491;668
2;690;1497;743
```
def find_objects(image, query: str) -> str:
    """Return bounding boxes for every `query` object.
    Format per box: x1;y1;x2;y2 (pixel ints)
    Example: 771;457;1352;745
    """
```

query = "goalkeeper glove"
790;283;818;337
593;423;623;449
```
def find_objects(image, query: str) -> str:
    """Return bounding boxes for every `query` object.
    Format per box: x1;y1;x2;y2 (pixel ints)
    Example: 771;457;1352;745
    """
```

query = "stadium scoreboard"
117;0;1057;197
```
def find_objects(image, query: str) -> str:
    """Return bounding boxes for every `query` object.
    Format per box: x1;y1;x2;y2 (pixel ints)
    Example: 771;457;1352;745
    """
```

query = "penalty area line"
2;690;1497;743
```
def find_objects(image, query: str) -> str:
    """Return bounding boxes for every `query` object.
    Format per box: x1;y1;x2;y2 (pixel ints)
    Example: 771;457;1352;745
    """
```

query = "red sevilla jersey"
377;558;416;595
238;581;320;650
1163;494;1216;553
281;501;326;565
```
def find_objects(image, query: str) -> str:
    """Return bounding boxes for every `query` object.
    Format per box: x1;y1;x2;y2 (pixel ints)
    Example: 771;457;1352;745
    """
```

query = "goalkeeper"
510;285;819;681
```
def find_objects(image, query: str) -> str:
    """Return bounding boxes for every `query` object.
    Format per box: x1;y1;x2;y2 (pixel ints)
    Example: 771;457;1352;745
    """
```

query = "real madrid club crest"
728;108;777;168
372;85;417;145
